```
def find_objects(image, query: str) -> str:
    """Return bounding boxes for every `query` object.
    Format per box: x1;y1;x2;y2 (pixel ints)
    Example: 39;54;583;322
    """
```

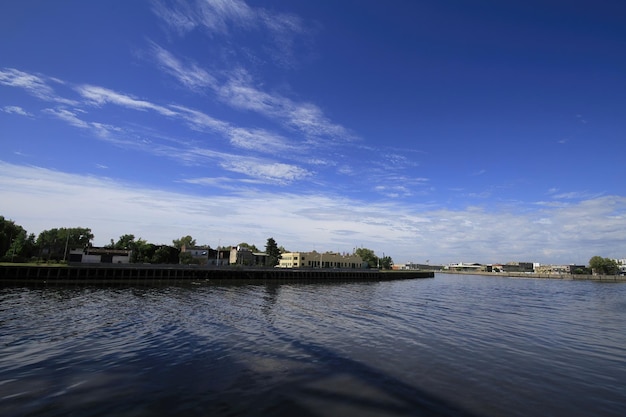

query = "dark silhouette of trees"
265;237;281;267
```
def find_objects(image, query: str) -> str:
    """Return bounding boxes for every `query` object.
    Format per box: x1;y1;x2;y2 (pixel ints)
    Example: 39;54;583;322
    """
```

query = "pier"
0;264;434;286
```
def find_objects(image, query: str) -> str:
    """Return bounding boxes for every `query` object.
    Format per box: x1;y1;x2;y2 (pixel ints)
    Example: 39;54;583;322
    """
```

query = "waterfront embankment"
438;269;626;282
0;264;433;285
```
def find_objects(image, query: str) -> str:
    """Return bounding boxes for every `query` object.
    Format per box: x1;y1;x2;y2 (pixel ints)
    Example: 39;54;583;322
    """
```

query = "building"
501;262;534;273
278;251;365;269
229;245;269;266
181;245;212;265
68;247;131;264
211;249;231;266
395;262;444;271
533;264;587;274
446;262;485;272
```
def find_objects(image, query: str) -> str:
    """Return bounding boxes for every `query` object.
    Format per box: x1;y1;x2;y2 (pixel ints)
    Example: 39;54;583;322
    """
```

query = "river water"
1;273;625;416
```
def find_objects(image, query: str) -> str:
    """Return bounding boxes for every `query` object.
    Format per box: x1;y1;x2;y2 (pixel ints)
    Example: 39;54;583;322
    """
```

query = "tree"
179;251;195;265
151;245;179;264
5;231;36;262
37;227;93;261
355;247;379;269
265;237;281;267
237;242;259;252
107;234;136;250
0;216;36;262
0;216;22;258
379;256;394;270
589;256;619;275
107;234;152;263
172;235;196;250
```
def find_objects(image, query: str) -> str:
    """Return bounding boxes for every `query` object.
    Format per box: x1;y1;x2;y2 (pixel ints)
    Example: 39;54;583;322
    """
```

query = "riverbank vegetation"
1;216;393;269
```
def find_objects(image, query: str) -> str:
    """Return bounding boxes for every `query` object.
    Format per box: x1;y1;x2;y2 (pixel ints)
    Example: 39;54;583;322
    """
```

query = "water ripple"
2;275;626;416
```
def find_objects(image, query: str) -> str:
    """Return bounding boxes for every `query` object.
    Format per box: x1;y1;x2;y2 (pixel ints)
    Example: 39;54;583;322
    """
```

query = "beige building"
278;251;365;269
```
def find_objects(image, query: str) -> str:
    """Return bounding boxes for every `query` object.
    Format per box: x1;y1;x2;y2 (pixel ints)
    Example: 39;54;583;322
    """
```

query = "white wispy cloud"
2;161;625;264
150;43;217;90
219;158;311;184
151;0;199;35
77;85;179;117
1;105;33;117
226;127;294;153
0;67;308;180
547;189;603;200
0;67;76;105
36;95;309;185
43;107;123;141
169;104;298;154
149;46;354;142
218;69;354;141
43;107;90;129
152;0;307;44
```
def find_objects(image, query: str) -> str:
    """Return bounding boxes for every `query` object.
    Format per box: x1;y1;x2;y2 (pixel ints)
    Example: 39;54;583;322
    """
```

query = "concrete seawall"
0;265;434;286
438;270;626;282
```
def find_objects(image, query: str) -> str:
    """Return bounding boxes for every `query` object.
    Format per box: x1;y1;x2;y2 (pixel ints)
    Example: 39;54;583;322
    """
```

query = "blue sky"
1;0;625;265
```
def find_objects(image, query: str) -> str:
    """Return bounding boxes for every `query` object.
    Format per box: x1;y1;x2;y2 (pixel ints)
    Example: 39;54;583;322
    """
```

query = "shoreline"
0;264;434;285
437;269;626;282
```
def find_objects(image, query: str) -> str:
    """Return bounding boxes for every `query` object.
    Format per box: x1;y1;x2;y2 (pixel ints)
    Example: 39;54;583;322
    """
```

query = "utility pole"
63;230;70;262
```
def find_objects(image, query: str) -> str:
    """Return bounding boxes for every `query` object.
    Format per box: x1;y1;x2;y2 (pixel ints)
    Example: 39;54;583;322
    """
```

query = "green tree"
355;247;379;269
589;256;619;275
37;227;93;261
172;235;196;250
6;231;37;262
379;255;394;270
179;251;195;264
0;216;22;258
107;234;152;263
151;245;179;264
107;234;136;250
265;237;281;267
0;216;37;262
237;242;259;252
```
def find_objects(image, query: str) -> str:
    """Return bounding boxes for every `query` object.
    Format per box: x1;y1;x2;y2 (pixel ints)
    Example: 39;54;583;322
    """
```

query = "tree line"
1;215;394;268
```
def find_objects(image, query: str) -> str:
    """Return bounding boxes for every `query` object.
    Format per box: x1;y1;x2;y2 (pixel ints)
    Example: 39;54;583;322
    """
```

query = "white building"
68;247;131;264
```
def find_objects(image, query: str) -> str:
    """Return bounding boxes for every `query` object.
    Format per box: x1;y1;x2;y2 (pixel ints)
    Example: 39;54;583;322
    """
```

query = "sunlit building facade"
278;251;365;269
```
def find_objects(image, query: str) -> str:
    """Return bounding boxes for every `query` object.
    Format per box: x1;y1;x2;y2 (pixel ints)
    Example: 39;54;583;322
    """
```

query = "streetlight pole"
63;230;70;262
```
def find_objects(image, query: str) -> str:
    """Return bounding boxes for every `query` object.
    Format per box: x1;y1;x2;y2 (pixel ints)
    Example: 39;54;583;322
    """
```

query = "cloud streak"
1;67;312;184
150;44;354;142
0;68;76;105
152;0;308;55
1;105;33;117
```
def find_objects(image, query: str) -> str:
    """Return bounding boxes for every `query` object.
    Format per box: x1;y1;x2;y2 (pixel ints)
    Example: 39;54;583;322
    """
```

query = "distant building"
230;245;269;266
179;246;228;266
534;264;586;274
446;262;485;271
181;245;212;265
395;263;443;271
212;249;231;266
278;251;365;269
501;262;534;273
68;247;131;264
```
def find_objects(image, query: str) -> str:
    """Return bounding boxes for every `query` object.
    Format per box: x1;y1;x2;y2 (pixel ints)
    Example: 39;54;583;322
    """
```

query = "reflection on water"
1;275;626;416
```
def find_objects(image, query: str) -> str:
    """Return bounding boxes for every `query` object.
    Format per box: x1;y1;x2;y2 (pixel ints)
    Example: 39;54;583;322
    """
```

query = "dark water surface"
2;274;625;416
